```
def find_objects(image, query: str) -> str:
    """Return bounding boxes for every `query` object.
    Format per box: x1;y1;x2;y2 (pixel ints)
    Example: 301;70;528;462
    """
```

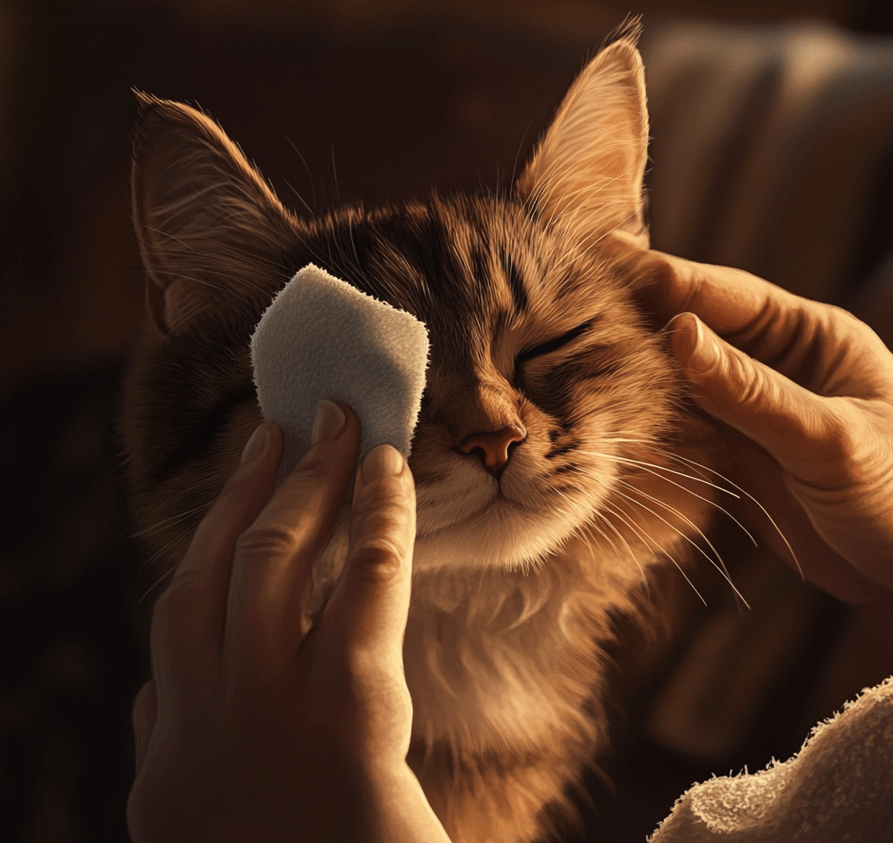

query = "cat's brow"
499;248;529;314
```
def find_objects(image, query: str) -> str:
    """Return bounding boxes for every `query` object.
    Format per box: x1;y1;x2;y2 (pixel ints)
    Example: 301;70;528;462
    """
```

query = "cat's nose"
458;425;526;476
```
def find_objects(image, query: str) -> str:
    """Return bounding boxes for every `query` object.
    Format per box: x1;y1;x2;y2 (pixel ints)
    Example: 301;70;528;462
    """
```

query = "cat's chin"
412;499;582;573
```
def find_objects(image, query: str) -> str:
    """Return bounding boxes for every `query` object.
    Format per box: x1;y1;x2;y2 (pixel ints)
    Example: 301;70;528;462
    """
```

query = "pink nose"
458;426;526;476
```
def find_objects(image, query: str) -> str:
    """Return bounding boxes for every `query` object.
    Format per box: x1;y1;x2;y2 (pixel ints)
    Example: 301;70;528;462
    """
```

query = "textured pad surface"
250;264;429;483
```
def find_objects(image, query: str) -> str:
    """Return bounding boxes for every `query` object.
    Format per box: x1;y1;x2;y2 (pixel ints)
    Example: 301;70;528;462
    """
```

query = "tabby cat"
120;24;722;843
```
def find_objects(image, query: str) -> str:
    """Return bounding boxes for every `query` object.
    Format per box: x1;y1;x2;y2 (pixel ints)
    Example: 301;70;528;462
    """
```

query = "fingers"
630;248;834;378
321;445;416;668
224;402;360;679
631;247;802;336
624;246;893;397
669;312;850;474
149;422;283;699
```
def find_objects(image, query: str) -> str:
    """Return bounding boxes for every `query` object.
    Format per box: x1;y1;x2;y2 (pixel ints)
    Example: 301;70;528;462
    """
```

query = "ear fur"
131;92;297;334
516;22;649;247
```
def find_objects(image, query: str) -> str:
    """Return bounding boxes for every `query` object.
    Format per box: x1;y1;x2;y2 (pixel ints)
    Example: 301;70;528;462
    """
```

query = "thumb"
668;312;840;469
322;445;415;666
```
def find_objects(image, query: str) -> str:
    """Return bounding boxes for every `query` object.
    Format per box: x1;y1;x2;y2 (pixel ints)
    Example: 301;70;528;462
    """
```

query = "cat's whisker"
548;484;632;572
577;447;741;501
137;524;197;603
509;123;533;194
281;176;315;217
346;216;362;268
139;526;190;570
167;301;213;333
137;461;231;512
612;479;749;608
130;501;214;539
577;447;762;560
599;497;707;606
576;502;624;559
331;145;341;205
598;443;760;537
284;135;318;213
139;563;177;605
667;452;803;579
588;507;651;598
581;447;751;510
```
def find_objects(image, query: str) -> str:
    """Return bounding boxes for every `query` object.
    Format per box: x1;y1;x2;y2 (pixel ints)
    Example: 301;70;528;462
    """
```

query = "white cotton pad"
250;263;429;485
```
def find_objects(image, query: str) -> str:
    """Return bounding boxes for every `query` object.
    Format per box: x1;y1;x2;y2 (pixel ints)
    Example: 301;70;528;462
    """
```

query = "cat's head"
121;26;714;581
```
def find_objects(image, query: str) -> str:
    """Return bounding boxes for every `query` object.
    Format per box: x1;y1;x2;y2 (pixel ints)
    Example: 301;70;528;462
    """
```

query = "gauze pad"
250;263;429;485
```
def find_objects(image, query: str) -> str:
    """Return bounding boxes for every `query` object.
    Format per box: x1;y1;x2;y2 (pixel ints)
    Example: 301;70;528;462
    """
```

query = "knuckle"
816;409;864;465
353;481;410;517
348;540;405;582
351;492;414;548
286;451;333;488
235;523;303;558
728;352;767;410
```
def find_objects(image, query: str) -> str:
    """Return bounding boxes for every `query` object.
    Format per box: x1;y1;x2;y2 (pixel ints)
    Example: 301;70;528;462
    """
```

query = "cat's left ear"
516;25;649;247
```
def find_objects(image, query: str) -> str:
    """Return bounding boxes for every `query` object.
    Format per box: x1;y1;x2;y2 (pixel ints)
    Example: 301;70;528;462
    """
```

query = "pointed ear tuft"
516;26;649;247
131;93;296;334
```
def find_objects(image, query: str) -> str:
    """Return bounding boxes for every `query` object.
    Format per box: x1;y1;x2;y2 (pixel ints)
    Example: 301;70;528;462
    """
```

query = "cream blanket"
650;677;893;841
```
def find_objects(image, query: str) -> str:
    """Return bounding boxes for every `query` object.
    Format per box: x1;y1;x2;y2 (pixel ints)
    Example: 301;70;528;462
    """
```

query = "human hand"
127;403;451;843
613;237;893;642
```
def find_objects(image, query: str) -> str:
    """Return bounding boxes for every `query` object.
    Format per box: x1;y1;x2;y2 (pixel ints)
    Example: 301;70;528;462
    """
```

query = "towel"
250;263;429;485
650;675;893;842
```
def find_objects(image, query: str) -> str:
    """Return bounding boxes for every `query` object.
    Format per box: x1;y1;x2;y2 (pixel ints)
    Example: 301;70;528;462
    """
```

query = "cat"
120;21;723;843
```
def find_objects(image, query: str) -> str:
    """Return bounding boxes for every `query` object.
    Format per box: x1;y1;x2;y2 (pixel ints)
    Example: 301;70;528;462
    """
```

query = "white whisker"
669;452;803;579
577;448;760;551
131;501;213;539
611;480;749;608
599;497;707;606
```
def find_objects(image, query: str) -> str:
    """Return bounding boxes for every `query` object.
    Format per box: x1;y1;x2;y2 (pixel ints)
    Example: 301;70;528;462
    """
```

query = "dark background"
2;1;892;841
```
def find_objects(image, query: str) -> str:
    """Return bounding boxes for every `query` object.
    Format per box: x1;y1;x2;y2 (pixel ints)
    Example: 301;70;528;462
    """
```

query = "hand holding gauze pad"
250;264;430;485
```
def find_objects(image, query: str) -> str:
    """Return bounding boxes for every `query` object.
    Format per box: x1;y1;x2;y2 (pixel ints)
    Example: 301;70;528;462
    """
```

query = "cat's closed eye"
516;320;595;367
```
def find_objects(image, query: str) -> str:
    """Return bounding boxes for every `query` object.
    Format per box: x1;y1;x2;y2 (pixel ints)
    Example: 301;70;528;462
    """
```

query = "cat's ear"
516;25;649;247
131;92;297;334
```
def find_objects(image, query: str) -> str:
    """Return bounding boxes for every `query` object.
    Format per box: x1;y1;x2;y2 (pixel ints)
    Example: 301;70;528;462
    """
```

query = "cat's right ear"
131;92;297;335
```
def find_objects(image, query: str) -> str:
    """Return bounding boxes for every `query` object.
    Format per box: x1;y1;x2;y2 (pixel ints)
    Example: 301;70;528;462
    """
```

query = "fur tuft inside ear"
516;24;649;247
131;92;296;334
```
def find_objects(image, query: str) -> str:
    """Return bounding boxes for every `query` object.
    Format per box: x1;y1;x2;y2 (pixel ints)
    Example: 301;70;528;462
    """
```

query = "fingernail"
672;313;717;374
240;423;270;465
311;400;346;444
688;318;719;373
361;444;404;485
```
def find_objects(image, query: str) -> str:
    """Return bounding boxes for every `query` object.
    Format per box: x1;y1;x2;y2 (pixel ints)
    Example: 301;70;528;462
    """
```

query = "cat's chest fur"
405;548;616;753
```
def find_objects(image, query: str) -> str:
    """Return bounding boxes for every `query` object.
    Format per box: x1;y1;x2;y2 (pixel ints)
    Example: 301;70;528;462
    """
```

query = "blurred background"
2;0;892;840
